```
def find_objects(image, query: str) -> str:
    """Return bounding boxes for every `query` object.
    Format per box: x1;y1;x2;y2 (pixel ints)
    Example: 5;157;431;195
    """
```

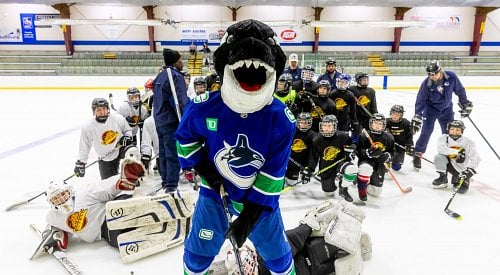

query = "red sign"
280;29;297;41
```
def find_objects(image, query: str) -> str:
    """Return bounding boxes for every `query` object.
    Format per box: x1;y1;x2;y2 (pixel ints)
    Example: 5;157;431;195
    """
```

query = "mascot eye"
265;37;276;46
226;35;236;44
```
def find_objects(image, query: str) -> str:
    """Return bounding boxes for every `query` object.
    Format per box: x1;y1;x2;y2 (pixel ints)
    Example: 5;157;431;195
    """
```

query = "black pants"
98;157;121;180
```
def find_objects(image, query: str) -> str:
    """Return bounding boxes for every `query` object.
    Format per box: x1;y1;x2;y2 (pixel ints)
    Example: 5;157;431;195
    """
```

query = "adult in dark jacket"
153;48;188;192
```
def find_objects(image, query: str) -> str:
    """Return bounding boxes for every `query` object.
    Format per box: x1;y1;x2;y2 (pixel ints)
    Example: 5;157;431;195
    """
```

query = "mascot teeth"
228;59;275;73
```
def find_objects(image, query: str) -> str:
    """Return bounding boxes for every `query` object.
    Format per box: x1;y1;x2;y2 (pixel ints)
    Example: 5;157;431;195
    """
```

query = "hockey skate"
339;187;353;202
30;226;67;260
413;154;422;170
432;172;448;189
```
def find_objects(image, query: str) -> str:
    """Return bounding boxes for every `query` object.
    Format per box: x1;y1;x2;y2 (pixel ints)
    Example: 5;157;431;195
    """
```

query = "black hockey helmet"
325;57;336;65
296;112;312;132
127;87;140;96
390;104;405;114
319;115;338;137
354;72;369;87
276;73;293;95
91;98;109;112
369;113;386;134
426;60;442;75
447;120;465;140
317;80;331;97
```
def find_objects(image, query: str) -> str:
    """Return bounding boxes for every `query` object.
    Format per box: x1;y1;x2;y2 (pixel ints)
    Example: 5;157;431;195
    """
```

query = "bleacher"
1;50;500;76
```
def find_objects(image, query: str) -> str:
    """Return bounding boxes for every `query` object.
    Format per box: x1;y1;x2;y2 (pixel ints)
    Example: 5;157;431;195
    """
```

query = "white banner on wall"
180;26;302;44
0;27;22;42
410;15;461;30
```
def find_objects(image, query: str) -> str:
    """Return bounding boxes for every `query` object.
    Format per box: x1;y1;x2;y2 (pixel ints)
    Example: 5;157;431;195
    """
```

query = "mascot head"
214;19;287;114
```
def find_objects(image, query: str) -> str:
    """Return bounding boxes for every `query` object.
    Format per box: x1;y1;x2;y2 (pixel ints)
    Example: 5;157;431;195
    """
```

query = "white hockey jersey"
436;134;481;172
118;102;149;136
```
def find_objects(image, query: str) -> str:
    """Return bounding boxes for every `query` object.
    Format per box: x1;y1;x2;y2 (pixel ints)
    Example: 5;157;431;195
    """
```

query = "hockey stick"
30;224;83;275
108;93;117;111
394;142;434;164
353;96;373;118
361;129;412;194
5;146;121;211
166;67;183;122
465;116;500;161
219;185;245;275
288;157;321;181
444;177;465;220
287;157;346;187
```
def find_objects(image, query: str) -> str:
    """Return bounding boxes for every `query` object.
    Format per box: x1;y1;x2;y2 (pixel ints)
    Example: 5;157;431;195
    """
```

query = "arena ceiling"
0;0;499;7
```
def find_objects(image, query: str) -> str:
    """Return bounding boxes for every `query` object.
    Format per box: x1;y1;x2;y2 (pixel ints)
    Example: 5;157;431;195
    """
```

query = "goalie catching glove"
116;158;146;191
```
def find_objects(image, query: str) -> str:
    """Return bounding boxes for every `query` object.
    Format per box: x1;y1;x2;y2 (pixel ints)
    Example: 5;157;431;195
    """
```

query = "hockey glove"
301;167;312;184
458;101;473;118
226;201;266;248
74;160;86;177
41;227;68;254
350;121;360;135
141;154;151;169
455;149;466;164
379;152;392;163
193;161;224;192
125;116;137;127
344;144;357;162
365;147;382;158
117;158;145;190
119;135;134;148
184;169;195;183
405;144;415;156
411;114;423;134
459;167;476;180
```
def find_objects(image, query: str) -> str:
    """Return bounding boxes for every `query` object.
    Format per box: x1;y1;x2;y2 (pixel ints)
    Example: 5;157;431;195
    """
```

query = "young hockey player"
412;60;473;170
210;199;372;275
385;105;414;171
329;74;358;134
286;112;316;185
356;113;394;201
175;19;296;274
118;87;149;143
193;76;208;97
349;72;378;136
33;156;193;264
303;115;358;201
309;80;336;132
74;98;134;180
432;120;480;194
273;73;297;112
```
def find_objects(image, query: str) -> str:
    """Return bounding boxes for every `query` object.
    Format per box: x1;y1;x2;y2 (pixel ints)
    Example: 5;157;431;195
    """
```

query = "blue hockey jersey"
175;91;296;210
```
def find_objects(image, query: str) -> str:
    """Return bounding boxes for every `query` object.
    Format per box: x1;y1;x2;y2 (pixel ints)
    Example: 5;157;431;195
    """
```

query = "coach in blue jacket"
411;60;473;169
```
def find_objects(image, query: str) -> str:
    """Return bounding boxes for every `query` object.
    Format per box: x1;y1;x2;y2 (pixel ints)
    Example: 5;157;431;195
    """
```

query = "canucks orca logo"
214;134;265;188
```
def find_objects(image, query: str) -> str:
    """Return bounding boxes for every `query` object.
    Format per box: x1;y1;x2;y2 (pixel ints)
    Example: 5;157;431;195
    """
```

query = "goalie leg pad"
300;199;343;237
339;200;366;223
324;212;362;254
117;218;190;263
106;190;195;230
334;246;363;275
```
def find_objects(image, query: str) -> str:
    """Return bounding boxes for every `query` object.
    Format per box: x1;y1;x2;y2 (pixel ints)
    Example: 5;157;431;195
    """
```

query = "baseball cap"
289;53;298;61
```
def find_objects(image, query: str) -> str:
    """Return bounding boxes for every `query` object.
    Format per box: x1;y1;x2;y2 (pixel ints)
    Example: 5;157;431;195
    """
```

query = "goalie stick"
30;224;83;275
444;177;465;220
361;129;412;194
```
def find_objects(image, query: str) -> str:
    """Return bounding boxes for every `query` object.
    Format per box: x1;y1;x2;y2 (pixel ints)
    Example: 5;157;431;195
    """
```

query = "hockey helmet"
336;74;352;90
355;72;369;87
325;57;336;65
319;115;338;137
91;98;110;123
447;120;465;140
389;105;405;122
426;60;442;75
193;77;207;95
369;113;386;134
127;87;141;107
276;73;293;96
296;112;313;132
317;80;331;97
46;181;75;214
301;65;315;82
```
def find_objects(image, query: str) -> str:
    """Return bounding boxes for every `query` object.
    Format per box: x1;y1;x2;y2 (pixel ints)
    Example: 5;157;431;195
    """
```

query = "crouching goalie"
31;151;194;263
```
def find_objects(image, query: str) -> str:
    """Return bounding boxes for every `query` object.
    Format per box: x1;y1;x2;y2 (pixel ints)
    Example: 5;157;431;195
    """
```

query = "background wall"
0;4;499;52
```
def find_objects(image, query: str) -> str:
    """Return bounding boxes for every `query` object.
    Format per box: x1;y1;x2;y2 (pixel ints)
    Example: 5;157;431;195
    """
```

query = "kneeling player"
32;154;194;263
356;114;394;201
286;112;316;185
303;115;358;201
432;120;480;194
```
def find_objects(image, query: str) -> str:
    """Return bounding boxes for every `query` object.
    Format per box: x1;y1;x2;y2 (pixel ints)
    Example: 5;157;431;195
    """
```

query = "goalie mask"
91;98;110;123
317;80;331;97
225;244;258;275
275;73;293;96
369;113;386;134
389;104;404;122
297;112;312;132
46;181;75;215
447;120;465;140
355;72;369;88
127;87;141;108
336;74;351;91
320;115;338;137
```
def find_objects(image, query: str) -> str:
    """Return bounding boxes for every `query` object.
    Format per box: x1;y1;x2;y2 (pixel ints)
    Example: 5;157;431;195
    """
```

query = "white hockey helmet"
46;181;75;214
